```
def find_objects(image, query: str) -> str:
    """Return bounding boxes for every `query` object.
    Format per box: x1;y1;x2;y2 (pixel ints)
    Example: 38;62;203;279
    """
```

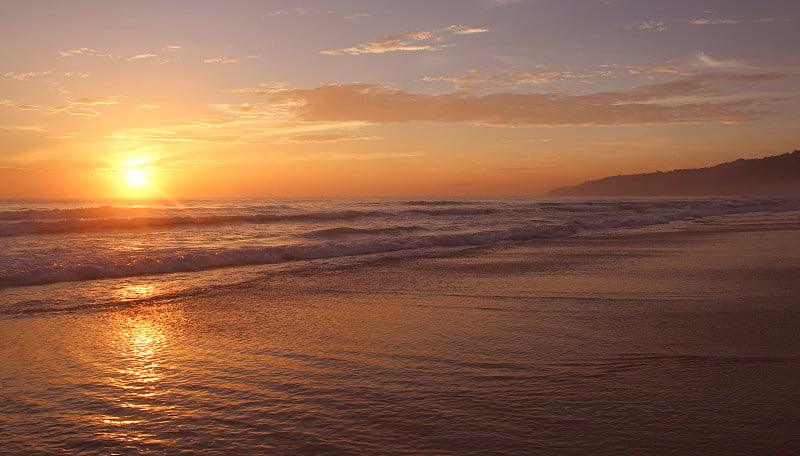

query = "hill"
547;150;800;197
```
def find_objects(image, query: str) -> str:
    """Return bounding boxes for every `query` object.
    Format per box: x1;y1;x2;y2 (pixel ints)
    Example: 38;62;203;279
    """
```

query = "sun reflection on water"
96;301;184;443
113;283;158;301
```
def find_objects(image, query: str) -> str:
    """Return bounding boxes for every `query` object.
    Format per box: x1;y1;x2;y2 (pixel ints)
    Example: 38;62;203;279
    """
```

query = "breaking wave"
0;223;579;287
301;225;429;239
0;210;389;237
1;196;799;289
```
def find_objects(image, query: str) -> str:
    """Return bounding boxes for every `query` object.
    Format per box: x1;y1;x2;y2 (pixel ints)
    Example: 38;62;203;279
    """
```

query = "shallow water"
2;196;799;312
1;200;799;454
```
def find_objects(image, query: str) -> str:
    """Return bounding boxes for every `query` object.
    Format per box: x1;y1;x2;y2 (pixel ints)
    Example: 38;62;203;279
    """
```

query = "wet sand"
2;216;799;455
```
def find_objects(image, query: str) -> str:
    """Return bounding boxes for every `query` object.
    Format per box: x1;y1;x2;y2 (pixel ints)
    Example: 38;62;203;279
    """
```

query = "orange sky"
1;0;798;198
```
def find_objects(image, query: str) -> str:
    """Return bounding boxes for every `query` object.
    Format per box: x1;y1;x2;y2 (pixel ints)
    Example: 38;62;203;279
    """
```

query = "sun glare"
124;168;151;187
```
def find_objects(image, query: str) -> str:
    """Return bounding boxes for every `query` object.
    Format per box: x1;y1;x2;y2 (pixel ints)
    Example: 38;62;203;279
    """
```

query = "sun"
124;167;151;187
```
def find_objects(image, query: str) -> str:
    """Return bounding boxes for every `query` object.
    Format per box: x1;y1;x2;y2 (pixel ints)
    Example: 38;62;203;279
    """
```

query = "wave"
0;223;580;288
0;205;152;221
402;200;477;206
0;210;390;237
0;206;511;237
300;225;428;239
2;197;798;288
402;207;501;216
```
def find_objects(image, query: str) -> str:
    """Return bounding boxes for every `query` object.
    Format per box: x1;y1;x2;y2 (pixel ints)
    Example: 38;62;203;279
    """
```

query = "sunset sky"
1;0;798;198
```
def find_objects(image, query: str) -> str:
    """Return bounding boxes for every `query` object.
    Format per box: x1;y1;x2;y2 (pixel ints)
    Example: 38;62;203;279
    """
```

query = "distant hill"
547;150;800;197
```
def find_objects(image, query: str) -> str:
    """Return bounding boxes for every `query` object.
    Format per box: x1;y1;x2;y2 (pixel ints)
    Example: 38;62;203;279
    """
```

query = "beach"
2;208;799;455
4;0;800;453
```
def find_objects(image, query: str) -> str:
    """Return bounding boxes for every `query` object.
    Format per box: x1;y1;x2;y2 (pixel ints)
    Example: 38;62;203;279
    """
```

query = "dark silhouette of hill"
548;150;800;197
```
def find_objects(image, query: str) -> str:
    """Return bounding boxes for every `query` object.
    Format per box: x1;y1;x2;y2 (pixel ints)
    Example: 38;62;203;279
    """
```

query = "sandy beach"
2;213;799;455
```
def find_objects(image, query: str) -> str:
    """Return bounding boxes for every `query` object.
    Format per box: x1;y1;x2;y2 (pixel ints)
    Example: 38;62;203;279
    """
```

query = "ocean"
2;197;799;454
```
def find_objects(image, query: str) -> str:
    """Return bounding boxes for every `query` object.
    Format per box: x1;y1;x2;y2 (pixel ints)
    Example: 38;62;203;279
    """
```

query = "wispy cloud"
689;18;741;25
445;25;490;35
3;71;89;83
483;0;527;8
3;71;50;80
48;95;125;118
280;134;379;143
423;68;575;89
0;125;46;132
646;67;682;73
58;46;181;62
321;25;488;55
72;96;123;105
50;106;102;118
127;53;159;61
627;21;670;32
134;103;160;110
263;74;783;127
203;56;240;64
267;6;329;16
58;47;112;58
0;99;40;111
626;66;685;76
344;13;370;20
695;51;751;70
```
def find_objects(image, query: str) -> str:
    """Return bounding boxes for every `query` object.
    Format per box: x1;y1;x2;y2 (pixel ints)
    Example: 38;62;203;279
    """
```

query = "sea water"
1;197;799;455
2;196;798;313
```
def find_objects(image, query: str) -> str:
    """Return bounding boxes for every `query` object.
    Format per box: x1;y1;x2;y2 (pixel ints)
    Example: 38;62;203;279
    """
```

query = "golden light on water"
96;301;186;443
113;283;158;301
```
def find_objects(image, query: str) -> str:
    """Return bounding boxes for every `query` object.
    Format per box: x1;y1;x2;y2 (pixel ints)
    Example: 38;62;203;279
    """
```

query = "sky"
1;0;799;198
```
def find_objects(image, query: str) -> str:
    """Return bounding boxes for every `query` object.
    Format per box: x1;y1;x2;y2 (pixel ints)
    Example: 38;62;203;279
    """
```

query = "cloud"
695;51;751;69
280;134;379;143
483;0;527;7
344;13;370;20
0;125;46;132
505;138;553;143
423;68;575;89
0;100;42;111
3;71;51;80
59;47;94;57
264;74;782;127
267;6;316;16
203;56;240;64
647;67;682;73
321;25;488;55
134;103;160;110
445;25;490;35
753;18;777;23
50;106;102;118
48;95;124;118
73;96;123;105
627;21;670;31
127;53;159;61
58;47;112;58
689;18;741;25
58;46;178;62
